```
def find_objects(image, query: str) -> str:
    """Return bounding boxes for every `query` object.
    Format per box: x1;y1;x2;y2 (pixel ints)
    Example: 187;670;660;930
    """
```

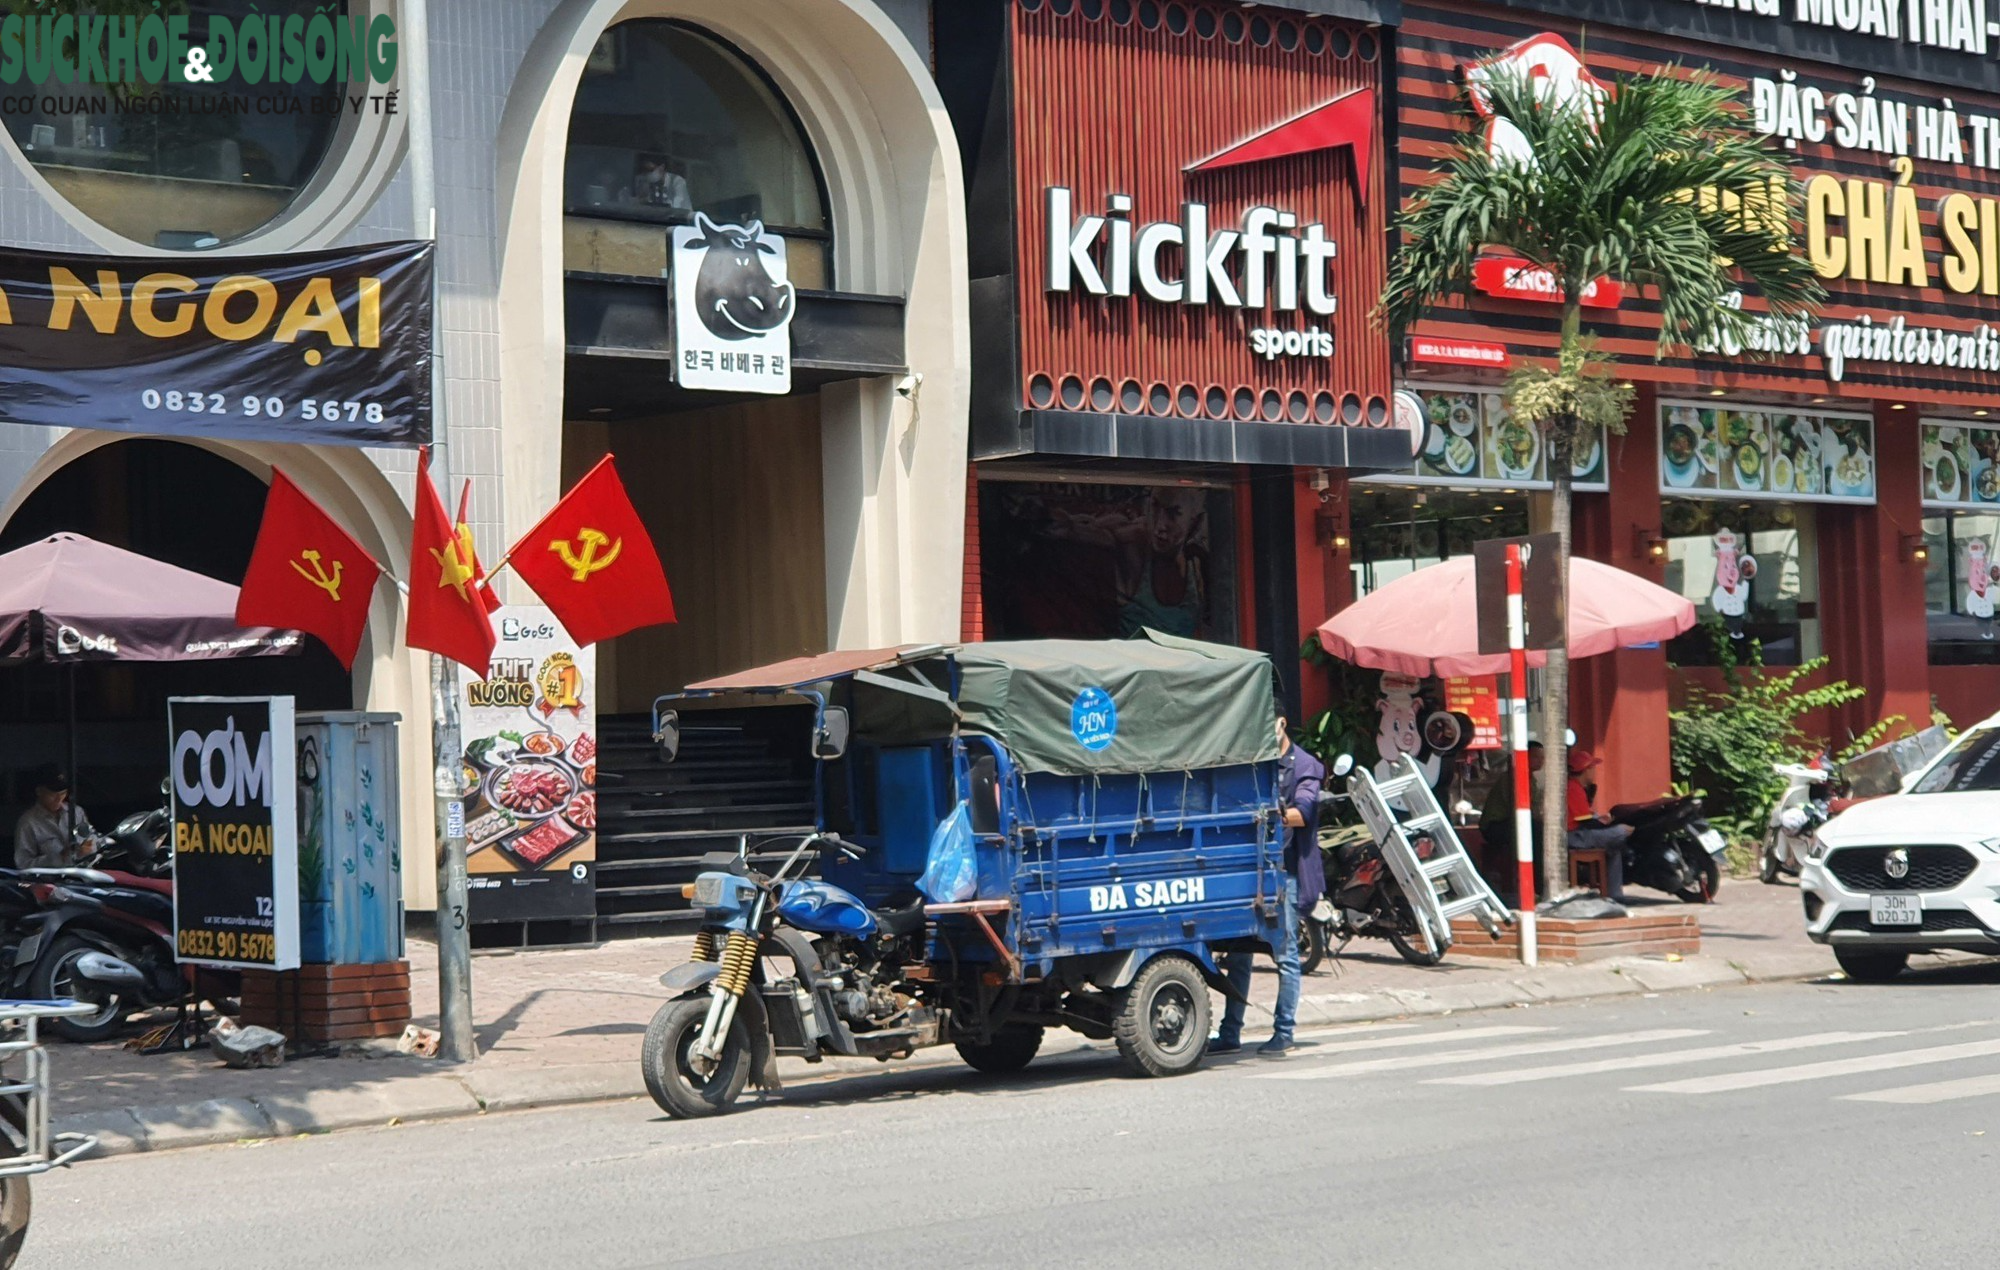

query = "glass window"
0;1;347;249
1909;725;2000;793
1922;512;2000;664
976;478;1238;644
1662;499;1819;665
563;21;829;286
1350;487;1529;599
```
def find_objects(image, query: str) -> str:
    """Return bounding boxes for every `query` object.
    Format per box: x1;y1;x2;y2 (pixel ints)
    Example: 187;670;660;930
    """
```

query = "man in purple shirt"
1211;717;1324;1058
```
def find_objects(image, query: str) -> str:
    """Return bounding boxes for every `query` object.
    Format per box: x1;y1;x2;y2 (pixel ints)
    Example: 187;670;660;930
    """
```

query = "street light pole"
402;0;475;1063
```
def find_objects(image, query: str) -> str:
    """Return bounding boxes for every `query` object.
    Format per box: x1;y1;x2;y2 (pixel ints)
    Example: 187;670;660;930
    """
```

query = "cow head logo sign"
685;213;795;341
672;213;795;394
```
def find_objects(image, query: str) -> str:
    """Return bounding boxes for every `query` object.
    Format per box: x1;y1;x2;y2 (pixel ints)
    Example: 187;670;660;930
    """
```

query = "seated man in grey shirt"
13;765;91;870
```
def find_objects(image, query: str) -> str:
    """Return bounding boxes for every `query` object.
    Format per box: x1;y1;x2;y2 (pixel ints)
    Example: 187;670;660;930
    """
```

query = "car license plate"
1869;894;1922;926
1696;828;1727;855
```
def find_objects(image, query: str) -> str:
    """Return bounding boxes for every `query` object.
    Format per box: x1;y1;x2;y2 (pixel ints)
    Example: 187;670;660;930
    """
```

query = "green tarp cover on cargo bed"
955;631;1280;776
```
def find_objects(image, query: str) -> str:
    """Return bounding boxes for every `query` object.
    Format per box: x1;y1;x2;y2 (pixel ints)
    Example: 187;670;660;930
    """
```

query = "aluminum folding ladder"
1345;754;1512;957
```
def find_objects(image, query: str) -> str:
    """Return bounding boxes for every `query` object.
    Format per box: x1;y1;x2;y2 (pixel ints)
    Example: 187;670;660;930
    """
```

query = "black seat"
871;894;928;939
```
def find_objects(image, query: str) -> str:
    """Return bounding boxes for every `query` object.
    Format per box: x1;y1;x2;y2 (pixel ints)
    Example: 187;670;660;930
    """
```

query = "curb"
58;956;1831;1160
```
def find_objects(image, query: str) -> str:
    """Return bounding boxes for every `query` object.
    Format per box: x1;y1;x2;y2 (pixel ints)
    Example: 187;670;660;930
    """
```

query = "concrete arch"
0;434;439;906
490;0;971;649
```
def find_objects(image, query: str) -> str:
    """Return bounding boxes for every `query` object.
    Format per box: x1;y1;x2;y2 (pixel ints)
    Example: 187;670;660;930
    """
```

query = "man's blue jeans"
1217;876;1300;1045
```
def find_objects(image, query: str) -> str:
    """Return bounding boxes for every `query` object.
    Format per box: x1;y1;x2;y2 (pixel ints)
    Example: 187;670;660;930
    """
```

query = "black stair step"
608;801;814;822
595;823;815;848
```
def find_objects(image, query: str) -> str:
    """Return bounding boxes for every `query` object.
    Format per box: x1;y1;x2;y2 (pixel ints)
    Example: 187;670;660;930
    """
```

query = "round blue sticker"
1071;687;1118;752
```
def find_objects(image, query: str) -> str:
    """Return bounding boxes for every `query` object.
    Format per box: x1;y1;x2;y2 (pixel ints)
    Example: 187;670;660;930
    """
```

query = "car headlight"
1979;837;2000;854
1806;837;1829;861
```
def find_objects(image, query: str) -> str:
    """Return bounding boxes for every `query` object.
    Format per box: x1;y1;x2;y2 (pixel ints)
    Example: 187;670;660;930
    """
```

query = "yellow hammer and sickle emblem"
290;550;344;602
549;527;623;582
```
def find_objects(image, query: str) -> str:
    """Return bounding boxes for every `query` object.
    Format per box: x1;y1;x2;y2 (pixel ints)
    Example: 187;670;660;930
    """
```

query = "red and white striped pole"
1507;542;1538;967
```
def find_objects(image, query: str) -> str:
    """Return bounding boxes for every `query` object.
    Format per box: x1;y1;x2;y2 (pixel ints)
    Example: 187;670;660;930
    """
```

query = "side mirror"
655;710;681;764
967;754;1002;836
1332;754;1356;778
813;707;851;761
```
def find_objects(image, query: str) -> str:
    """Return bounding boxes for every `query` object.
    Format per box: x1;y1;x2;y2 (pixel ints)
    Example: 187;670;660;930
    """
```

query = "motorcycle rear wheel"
954;1025;1044;1074
32;937;127;1042
1387;927;1446;967
641;996;750;1118
1112;955;1211;1077
1298;916;1327;976
1678;855;1722;905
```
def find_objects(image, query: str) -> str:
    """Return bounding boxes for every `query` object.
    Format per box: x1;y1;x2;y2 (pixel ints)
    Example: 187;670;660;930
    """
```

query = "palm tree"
1380;60;1823;900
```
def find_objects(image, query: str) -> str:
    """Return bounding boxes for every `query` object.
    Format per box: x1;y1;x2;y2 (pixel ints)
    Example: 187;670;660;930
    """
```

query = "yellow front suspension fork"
694;930;759;1062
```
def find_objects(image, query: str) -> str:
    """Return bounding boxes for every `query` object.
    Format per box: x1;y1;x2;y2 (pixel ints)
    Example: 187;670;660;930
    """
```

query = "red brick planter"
239;961;412;1042
1449;912;1700;963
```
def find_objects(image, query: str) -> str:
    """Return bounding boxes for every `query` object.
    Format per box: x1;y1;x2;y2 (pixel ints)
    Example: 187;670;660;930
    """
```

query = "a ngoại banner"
170;696;300;971
0;240;432;448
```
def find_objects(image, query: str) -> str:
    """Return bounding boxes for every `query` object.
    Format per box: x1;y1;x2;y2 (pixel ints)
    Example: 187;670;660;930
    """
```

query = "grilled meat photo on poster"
457;610;597;922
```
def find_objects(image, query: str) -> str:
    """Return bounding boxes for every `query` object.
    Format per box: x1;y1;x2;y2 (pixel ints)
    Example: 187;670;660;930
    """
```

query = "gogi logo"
55;625;117;656
685;213;795;341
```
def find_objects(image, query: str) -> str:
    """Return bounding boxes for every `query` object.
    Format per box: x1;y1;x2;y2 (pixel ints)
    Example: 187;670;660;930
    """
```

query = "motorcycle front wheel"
0;1174;27;1270
1759;833;1782;884
641;996;750;1119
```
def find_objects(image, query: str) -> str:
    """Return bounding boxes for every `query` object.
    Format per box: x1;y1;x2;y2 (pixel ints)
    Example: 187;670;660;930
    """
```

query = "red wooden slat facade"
1399;0;2000;408
1009;0;1395;425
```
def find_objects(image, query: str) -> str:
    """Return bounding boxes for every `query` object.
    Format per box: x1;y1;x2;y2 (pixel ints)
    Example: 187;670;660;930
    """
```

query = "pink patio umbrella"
1318;556;1697;677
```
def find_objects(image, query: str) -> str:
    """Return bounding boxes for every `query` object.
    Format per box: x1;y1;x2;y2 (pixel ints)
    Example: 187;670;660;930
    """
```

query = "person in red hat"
1566;747;1632;902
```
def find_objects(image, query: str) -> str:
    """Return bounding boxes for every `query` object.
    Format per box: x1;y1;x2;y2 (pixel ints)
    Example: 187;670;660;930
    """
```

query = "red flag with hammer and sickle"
407;447;497;677
236;469;384;670
506;455;676;646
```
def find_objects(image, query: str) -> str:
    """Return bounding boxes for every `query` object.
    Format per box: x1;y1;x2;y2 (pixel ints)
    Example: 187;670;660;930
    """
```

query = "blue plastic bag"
917;803;978;904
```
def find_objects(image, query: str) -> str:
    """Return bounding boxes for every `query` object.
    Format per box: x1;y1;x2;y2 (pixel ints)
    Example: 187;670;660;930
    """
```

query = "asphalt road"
31;968;2000;1270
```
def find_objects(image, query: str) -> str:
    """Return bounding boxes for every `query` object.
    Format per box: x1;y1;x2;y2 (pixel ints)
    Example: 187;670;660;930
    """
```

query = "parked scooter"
1762;762;1833;884
11;867;188;1041
1303;762;1455;967
1603;796;1727;903
8;785;219;1043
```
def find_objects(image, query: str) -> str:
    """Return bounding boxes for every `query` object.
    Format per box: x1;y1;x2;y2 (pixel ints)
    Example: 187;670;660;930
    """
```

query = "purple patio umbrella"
0;533;302;793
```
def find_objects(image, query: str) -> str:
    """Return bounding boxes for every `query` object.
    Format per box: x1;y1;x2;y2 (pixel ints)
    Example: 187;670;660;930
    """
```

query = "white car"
1802;716;2000;981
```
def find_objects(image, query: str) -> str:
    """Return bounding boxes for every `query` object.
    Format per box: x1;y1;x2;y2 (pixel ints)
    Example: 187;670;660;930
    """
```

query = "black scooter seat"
873;896;928;940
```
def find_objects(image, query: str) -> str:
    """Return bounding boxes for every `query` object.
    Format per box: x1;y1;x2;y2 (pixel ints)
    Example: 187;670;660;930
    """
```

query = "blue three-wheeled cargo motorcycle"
640;633;1293;1117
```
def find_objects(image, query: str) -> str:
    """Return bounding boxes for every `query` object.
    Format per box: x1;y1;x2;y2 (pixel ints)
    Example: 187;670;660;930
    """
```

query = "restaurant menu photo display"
458;608;598;922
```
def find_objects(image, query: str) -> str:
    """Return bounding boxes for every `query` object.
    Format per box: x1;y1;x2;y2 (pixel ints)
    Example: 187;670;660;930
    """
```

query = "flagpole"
404;0;475;1066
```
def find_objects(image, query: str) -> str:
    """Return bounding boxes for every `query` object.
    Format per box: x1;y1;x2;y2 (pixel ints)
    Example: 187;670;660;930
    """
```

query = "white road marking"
1260;1029;1707;1080
1427;1032;1905;1086
1291;1025;1550;1057
1841;1072;2000;1104
1630;1037;2000;1095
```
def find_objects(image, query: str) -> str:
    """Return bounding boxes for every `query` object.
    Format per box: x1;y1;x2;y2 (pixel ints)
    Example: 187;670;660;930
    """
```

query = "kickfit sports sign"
1007;0;1393;425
